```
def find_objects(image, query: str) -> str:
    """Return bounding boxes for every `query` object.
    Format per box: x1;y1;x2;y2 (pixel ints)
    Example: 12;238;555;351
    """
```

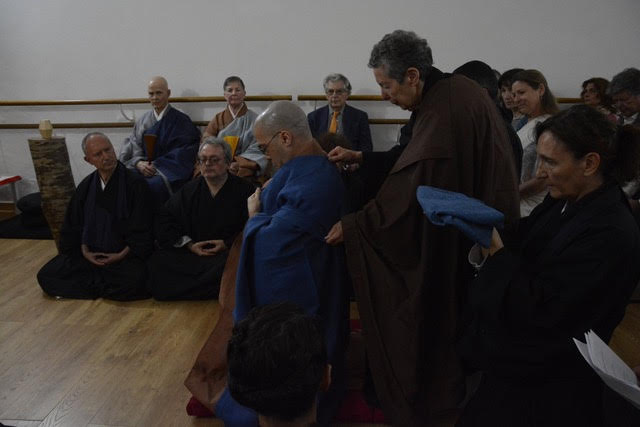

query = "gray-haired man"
146;138;255;300
307;73;373;152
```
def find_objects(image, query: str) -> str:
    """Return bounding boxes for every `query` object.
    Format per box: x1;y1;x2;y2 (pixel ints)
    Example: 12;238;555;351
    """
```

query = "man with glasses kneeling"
213;101;350;426
146;138;255;300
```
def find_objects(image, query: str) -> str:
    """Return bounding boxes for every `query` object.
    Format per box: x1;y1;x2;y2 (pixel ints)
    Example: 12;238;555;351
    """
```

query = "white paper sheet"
574;330;640;409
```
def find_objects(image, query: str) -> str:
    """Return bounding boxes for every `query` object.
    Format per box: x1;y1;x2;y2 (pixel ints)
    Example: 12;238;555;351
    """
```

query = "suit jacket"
307;104;373;151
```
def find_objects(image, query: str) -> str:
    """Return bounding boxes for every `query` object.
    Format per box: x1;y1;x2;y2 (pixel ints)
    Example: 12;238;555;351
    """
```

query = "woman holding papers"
457;105;640;426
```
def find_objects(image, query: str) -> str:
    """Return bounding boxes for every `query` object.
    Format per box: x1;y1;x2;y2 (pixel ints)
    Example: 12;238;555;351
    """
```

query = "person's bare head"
253;101;314;171
148;76;171;114
255;101;311;140
227;302;330;426
198;138;232;182
82;132;117;178
609;68;640;118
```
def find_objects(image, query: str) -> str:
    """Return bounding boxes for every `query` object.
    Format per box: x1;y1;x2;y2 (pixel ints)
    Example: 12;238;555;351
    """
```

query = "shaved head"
147;76;170;113
148;76;169;90
254;101;311;140
253;101;320;172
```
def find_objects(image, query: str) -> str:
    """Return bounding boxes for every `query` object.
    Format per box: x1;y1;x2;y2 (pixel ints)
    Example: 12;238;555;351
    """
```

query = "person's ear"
84;155;90;164
319;364;332;392
280;130;294;148
405;67;421;87
583;152;601;176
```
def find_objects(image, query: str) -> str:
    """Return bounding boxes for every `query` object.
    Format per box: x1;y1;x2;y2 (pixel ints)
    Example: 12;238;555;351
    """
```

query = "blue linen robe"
216;155;350;426
119;105;200;202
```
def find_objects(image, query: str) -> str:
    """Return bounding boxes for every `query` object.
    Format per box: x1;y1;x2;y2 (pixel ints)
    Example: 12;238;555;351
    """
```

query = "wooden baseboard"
0;202;16;220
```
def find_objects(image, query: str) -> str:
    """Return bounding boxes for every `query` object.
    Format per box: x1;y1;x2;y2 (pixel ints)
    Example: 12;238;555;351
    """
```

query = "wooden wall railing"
298;95;388;101
0;119;410;130
0;94;581;130
0;95;292;130
0;121;248;130
0;95;292;107
299;95;582;103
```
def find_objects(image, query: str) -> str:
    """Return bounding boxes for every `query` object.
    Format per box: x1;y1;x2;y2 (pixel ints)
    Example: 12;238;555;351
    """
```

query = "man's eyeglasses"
259;130;281;154
198;156;224;165
326;89;347;96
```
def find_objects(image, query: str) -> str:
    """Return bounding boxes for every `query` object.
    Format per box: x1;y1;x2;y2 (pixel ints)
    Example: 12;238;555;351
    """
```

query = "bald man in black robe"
37;132;154;300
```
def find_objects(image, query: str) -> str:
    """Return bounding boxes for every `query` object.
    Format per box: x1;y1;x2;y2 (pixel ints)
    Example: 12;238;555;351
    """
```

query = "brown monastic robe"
342;71;520;426
203;103;248;138
184;234;243;409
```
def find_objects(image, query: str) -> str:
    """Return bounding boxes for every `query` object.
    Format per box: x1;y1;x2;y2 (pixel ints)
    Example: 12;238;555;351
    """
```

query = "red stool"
0;175;22;213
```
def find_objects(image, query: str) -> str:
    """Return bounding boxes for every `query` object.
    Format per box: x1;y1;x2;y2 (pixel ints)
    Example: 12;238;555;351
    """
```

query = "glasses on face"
198;156;224;165
326;89;347;96
259;130;281;154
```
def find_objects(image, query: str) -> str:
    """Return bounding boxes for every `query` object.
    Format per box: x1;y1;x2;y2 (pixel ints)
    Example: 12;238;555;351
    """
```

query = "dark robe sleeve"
357;111;373;152
307;110;320;139
471;224;636;340
357;115;413;200
358;144;406;202
504;118;523;179
151;109;201;183
222;178;254;249
58;177;92;255
123;175;155;259
155;182;194;249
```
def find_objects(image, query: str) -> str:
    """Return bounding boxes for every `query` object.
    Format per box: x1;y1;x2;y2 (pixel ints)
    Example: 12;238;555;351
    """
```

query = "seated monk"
38;132;153;300
147;138;255;300
185;101;350;426
307;73;373;152
119;76;201;206
200;76;267;180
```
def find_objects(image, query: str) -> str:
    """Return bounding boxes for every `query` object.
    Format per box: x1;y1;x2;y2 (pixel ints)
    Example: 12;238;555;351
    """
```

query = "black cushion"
17;192;42;214
17;193;48;228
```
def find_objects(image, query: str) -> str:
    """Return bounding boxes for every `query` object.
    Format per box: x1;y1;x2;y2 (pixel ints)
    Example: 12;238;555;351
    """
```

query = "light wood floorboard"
0;238;638;426
0;239;222;427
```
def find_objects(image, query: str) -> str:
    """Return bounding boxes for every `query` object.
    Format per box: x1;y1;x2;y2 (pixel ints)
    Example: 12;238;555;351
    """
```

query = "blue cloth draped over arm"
417;185;504;247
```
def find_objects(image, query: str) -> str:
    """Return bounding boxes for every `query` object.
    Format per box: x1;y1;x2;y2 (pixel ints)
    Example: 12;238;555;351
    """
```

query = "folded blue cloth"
416;186;504;247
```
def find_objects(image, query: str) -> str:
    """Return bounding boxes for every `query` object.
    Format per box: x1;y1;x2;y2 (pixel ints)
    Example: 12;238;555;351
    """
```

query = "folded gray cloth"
416;185;504;247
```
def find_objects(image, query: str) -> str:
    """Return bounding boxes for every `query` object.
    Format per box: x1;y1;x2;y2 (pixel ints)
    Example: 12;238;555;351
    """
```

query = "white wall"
1;0;639;200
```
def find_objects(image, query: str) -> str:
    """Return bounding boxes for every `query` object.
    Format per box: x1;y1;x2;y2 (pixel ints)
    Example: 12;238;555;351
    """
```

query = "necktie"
329;111;339;134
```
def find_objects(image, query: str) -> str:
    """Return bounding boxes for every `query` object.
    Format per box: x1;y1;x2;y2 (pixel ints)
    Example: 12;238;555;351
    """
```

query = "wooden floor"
0;238;639;427
0;239;222;427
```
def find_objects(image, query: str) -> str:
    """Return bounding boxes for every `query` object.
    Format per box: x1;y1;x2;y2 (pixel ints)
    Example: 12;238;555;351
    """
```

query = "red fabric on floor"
186;395;215;417
333;390;388;424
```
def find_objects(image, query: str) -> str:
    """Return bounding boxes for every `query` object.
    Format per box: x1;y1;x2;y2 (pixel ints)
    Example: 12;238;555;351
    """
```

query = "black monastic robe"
37;162;153;300
457;183;640;427
147;174;255;300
